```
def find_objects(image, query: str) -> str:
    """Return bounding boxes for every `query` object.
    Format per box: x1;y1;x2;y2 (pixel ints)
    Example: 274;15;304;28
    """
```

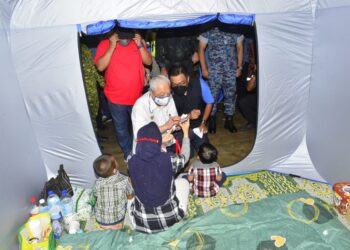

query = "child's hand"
180;118;190;138
162;132;174;144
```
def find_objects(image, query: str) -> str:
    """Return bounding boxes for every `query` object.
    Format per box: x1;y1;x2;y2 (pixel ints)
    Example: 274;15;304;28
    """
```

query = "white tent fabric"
2;0;350;247
0;1;47;248
11;25;100;187
11;0;311;29
307;0;350;184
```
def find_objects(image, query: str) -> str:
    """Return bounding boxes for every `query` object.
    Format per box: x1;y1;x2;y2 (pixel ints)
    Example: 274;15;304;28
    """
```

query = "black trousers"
236;63;249;103
239;93;257;126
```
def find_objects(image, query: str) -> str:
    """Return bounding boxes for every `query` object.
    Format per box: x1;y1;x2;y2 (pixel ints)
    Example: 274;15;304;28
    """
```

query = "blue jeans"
108;102;133;160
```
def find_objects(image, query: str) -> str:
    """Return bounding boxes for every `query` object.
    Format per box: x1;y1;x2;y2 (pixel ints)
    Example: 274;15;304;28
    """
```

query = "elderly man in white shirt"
131;75;181;153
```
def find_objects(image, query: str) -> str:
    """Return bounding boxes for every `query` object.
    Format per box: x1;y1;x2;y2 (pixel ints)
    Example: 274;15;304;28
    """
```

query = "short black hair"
93;154;118;178
198;143;218;164
168;64;189;79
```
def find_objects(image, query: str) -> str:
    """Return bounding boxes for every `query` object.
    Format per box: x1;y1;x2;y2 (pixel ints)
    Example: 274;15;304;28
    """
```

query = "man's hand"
189;109;201;120
192;52;199;64
164;116;180;131
236;68;242;78
199;123;208;134
109;33;119;49
133;34;143;48
202;68;209;79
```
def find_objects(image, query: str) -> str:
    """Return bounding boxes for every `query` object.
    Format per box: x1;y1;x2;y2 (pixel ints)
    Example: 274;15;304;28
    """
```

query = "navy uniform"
198;26;244;133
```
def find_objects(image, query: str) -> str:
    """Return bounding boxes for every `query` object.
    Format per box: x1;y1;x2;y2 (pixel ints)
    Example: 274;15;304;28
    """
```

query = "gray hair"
149;75;170;92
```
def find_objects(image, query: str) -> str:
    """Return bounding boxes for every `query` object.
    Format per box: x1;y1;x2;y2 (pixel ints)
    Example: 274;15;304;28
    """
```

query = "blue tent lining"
85;14;255;35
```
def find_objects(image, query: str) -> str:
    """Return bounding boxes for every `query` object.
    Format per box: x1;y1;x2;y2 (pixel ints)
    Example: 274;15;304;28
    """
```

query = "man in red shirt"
94;27;152;160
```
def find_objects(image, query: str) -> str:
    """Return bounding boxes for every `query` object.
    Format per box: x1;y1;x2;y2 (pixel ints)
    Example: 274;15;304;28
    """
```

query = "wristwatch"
237;66;243;71
137;44;144;49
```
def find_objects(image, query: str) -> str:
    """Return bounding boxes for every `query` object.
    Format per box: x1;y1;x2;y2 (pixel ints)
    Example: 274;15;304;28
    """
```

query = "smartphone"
180;114;189;123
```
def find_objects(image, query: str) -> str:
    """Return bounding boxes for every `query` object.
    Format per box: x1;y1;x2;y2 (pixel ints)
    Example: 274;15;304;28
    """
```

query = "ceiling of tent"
11;0;311;29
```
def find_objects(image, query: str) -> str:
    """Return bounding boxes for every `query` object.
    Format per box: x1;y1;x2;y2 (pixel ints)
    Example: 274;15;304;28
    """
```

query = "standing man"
169;64;213;157
198;24;244;134
156;27;199;76
94;27;152;160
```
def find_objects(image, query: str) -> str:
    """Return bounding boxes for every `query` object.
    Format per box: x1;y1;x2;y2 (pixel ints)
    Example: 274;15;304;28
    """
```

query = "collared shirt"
131;91;178;152
92;172;134;225
188;160;222;198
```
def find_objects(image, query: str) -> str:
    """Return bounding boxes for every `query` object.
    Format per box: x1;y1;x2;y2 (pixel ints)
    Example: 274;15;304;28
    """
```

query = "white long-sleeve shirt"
131;91;178;152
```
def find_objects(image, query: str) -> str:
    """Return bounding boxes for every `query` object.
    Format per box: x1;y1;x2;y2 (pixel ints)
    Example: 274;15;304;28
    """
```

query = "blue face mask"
153;96;171;106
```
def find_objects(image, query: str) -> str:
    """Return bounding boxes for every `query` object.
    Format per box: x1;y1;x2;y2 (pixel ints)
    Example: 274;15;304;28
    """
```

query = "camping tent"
1;0;350;248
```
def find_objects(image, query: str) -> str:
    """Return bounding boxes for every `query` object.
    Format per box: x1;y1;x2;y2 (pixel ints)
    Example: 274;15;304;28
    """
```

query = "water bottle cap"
61;190;67;196
48;190;54;195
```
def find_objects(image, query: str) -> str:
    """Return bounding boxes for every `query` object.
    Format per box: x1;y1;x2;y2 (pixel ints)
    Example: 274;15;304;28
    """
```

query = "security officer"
198;24;244;133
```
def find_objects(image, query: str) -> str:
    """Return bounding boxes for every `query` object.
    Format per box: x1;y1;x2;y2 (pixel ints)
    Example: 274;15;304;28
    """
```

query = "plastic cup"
28;220;42;240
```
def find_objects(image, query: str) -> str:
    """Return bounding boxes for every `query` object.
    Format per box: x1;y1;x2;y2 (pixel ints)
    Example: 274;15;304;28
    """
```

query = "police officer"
198;24;244;133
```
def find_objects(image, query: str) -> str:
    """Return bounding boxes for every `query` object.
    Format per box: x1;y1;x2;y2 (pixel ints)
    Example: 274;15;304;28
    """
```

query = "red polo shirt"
94;39;145;105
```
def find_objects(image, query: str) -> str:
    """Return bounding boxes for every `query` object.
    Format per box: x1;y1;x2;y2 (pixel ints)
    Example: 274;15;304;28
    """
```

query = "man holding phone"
94;26;152;160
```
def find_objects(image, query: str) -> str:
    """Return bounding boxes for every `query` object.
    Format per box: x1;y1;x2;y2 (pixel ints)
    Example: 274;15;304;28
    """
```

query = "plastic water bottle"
47;191;60;210
47;190;61;219
60;190;74;217
51;213;63;240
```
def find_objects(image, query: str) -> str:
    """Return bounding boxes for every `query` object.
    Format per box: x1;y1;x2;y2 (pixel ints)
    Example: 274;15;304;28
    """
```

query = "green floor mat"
58;190;350;250
187;170;332;219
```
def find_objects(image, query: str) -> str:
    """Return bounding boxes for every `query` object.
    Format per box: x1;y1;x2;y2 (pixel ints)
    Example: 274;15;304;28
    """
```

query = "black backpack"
39;164;74;199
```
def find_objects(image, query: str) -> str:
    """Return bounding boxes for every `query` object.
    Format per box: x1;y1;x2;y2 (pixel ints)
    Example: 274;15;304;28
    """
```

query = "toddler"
92;154;134;229
187;143;226;197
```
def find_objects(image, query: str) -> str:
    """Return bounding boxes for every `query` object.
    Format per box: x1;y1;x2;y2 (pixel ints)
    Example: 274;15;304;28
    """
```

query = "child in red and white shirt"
187;143;226;198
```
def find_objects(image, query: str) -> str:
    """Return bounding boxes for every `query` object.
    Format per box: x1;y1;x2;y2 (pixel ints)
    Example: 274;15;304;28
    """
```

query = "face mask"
172;86;187;96
153;96;171;106
119;39;131;46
